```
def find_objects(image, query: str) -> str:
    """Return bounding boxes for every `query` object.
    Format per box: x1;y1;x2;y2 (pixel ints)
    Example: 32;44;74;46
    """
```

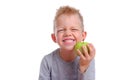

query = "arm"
38;56;51;80
77;43;96;80
78;59;95;80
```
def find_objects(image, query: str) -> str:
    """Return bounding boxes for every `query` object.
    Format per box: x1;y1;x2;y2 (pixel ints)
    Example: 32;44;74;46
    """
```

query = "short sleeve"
78;59;95;80
38;56;51;80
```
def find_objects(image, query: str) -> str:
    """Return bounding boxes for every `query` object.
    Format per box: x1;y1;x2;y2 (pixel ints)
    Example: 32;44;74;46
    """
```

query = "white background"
0;0;120;80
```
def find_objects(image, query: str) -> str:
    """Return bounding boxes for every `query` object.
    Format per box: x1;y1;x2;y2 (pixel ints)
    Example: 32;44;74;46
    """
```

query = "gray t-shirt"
39;48;95;80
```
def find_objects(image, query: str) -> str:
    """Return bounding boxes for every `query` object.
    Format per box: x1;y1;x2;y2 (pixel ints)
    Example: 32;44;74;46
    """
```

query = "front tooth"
64;39;73;42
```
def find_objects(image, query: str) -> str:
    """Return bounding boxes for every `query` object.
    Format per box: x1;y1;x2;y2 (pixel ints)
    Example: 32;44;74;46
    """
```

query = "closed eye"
57;29;64;32
71;29;79;31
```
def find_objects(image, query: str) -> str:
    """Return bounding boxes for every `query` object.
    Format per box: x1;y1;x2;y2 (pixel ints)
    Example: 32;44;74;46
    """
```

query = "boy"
39;6;96;80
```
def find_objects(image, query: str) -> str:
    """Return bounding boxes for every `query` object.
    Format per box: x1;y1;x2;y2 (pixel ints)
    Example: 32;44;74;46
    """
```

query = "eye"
57;29;64;33
71;28;79;31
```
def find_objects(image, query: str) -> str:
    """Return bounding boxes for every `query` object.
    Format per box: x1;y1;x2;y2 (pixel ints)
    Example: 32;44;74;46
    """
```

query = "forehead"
55;14;82;28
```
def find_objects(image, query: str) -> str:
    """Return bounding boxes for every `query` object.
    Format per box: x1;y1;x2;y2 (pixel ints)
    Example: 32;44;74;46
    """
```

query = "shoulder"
40;48;59;69
41;48;59;63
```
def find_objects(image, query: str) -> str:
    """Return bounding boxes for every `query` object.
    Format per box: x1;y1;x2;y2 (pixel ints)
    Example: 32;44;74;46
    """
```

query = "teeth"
63;39;74;42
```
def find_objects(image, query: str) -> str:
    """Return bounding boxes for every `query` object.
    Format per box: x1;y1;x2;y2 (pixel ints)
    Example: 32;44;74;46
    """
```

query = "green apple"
74;42;88;54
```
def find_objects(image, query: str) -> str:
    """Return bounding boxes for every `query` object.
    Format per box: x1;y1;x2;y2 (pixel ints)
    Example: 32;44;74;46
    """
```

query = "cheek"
55;33;62;42
74;33;83;41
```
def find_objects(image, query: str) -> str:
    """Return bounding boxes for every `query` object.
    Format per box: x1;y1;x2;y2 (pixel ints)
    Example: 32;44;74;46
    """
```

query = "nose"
64;29;72;36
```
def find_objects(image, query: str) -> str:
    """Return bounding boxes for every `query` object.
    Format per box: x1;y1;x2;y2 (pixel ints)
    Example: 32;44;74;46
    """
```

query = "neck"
59;49;77;62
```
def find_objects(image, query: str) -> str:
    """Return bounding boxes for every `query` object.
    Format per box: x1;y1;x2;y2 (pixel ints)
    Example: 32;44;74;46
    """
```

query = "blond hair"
54;6;84;31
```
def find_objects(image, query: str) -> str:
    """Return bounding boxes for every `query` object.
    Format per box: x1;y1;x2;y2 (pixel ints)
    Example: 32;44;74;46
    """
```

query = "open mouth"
63;39;75;42
62;38;75;44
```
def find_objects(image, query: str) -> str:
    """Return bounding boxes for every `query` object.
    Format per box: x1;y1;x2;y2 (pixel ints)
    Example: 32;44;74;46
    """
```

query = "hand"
77;43;96;73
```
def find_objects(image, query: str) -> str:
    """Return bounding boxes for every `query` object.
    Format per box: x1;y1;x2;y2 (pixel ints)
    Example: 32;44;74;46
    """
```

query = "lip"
62;38;75;42
61;37;76;47
62;38;76;46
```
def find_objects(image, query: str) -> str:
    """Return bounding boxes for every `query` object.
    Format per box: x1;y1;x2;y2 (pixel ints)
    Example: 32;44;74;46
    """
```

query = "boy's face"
51;14;86;51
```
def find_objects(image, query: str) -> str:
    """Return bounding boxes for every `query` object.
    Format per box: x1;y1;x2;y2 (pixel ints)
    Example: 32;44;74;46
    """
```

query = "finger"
87;43;96;57
77;49;86;60
82;45;89;57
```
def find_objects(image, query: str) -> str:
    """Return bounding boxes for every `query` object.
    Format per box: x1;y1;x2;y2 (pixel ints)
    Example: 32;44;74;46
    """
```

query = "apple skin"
74;42;88;54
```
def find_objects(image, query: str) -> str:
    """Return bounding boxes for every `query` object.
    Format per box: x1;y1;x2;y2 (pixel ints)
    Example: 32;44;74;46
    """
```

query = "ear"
82;31;87;41
51;33;57;43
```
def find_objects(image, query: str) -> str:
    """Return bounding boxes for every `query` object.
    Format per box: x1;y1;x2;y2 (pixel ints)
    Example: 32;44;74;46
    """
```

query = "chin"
63;46;74;51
